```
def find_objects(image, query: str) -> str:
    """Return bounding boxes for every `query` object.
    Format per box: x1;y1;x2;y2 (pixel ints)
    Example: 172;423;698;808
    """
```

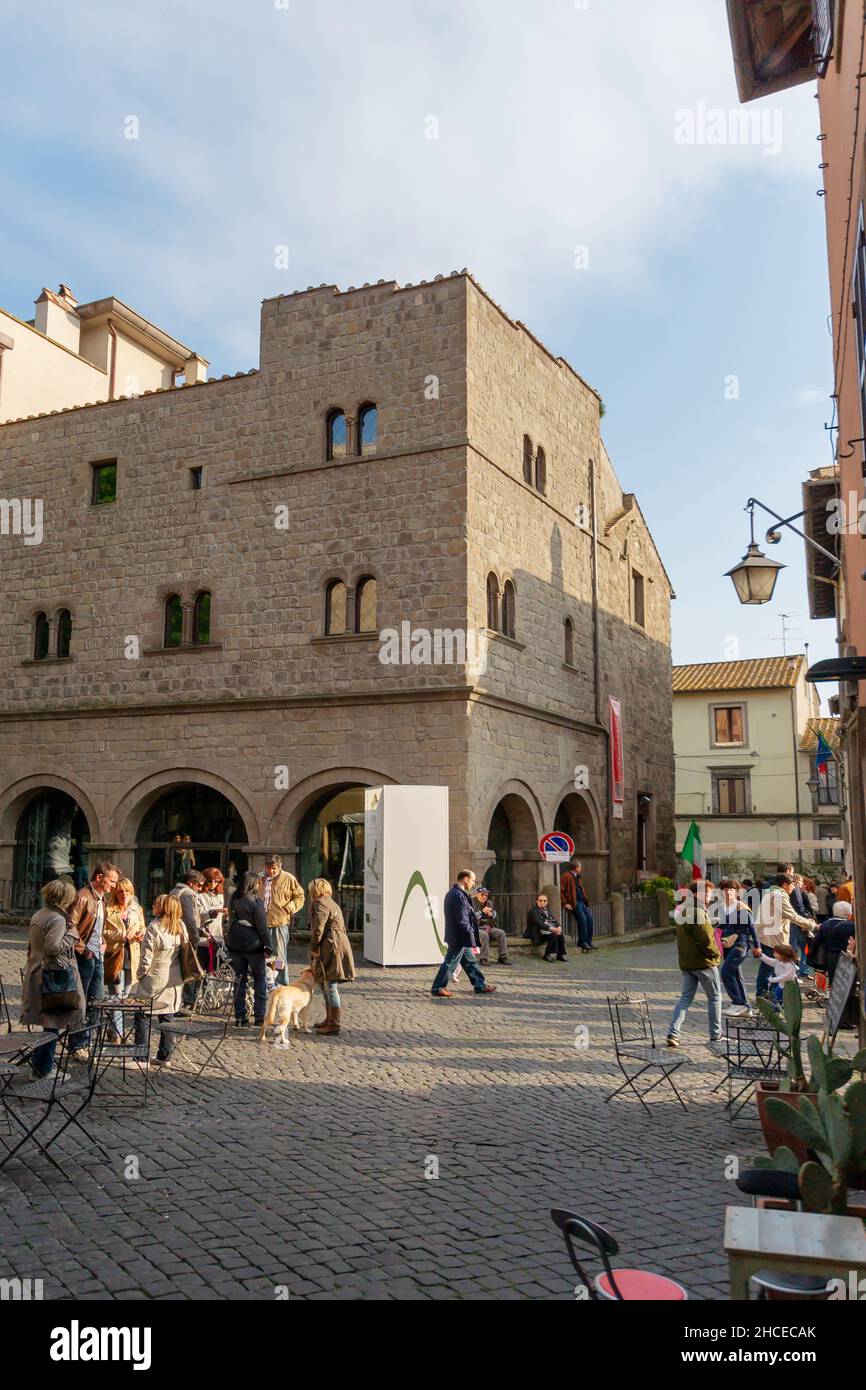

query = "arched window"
486;573;500;633
326;409;348;461
33;612;49;662
325;580;348;636
535;446;547;496
358;403;378;456
56;609;72;659
164;594;183;648
355;575;378;633
502;580;516;639
564;616;574;667
192;591;211;646
523;435;533;485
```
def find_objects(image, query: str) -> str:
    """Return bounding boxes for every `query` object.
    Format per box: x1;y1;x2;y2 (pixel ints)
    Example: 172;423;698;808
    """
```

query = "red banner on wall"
610;697;624;821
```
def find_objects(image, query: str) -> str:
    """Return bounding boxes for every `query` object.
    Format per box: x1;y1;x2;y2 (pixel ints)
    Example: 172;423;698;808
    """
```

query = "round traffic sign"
539;832;575;862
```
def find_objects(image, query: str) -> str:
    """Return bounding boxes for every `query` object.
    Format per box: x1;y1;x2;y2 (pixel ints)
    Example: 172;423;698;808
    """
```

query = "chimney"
33;285;81;354
183;353;208;385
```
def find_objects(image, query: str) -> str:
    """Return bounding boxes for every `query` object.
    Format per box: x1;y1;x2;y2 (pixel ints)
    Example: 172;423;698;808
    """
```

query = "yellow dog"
259;967;317;1047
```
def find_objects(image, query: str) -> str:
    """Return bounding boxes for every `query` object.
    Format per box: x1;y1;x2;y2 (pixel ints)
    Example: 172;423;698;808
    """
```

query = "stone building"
0;271;675;930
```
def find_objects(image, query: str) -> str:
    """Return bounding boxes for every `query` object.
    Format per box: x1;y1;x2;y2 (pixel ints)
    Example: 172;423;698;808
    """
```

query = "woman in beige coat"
21;878;86;1078
129;895;185;1068
308;878;355;1036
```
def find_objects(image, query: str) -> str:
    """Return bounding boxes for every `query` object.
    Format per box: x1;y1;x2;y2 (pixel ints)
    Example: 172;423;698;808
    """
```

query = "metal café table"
88;996;155;1105
725;1206;866;1300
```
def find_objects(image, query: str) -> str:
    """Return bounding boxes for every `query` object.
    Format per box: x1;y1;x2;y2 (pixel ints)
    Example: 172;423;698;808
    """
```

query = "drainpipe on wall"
107;319;117;400
790;688;803;860
589;458;612;895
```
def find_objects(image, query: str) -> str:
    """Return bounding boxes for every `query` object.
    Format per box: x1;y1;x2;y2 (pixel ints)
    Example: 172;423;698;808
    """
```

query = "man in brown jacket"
263;853;305;985
67;860;119;1056
560;859;596;953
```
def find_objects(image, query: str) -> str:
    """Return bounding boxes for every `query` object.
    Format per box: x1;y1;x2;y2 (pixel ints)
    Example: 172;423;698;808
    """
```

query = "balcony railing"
813;0;834;77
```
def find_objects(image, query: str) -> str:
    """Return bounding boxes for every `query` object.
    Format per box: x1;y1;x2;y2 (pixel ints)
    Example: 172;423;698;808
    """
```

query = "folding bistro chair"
17;970;33;1029
0;974;35;1059
551;1209;688;1301
153;982;233;1080
605;990;689;1114
0;1025;109;1177
711;1012;784;1120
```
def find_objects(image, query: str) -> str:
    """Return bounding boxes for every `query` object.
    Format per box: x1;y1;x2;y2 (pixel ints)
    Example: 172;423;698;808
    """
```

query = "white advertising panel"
363;786;449;966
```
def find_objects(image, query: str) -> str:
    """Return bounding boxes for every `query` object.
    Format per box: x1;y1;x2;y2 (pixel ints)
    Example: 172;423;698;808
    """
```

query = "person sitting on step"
525;893;568;961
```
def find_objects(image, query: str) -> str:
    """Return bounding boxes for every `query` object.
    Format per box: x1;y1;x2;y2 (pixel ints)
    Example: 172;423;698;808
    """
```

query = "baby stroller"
194;932;236;1014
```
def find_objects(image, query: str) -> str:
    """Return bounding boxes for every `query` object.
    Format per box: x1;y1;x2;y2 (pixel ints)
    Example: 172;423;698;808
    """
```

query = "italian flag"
679;820;706;883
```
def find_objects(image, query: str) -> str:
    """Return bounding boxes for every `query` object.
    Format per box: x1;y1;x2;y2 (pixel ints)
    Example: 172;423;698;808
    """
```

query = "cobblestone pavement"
0;933;769;1301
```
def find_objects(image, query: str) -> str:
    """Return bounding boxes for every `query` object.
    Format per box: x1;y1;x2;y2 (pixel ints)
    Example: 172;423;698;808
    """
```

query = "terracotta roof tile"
672;655;805;693
800;717;842;753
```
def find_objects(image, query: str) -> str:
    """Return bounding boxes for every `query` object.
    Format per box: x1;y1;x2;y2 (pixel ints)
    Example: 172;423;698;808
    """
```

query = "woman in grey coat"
21;878;86;1078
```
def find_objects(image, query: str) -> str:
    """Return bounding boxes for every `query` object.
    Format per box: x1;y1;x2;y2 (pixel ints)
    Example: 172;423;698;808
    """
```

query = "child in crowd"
759;942;799;1008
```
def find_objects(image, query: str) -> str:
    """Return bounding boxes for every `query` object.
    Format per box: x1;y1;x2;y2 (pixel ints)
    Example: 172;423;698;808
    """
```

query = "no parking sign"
539;832;575;865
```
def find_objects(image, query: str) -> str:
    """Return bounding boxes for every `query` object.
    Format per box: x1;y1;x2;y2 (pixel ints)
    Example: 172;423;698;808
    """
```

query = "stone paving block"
0;938;768;1302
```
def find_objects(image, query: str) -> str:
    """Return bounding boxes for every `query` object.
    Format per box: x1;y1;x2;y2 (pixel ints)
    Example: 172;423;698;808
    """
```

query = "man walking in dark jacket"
431;871;497;998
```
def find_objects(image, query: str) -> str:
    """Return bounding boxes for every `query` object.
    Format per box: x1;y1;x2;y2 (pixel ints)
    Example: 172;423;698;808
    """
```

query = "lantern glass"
725;544;785;606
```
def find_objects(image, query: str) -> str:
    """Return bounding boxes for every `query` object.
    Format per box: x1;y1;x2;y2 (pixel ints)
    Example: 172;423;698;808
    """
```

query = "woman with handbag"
20;878;86;1079
128;895;187;1069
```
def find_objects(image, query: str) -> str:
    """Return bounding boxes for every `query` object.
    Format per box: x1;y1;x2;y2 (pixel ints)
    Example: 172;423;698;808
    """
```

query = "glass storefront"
13;791;91;910
135;785;248;911
297;786;366;932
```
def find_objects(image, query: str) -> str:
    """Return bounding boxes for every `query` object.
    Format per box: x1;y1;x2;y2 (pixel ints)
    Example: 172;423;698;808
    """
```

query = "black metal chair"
0;1026;109;1177
0;974;35;1058
606;991;689;1114
748;1270;834;1301
154;978;233;1080
736;1168;801;1208
551;1208;688;1301
712;1013;785;1120
18;969;33;1030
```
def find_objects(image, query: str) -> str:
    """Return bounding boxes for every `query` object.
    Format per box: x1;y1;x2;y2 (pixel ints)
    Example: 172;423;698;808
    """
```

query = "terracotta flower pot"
755;1081;818;1164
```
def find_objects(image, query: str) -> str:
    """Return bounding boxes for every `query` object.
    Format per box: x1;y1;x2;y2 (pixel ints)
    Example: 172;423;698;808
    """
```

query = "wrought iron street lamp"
725;505;785;604
726;498;839;607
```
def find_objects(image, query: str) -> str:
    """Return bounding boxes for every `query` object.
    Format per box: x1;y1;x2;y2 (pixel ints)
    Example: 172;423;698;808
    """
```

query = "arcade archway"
134;784;248;909
297;784;368;933
12;789;91;910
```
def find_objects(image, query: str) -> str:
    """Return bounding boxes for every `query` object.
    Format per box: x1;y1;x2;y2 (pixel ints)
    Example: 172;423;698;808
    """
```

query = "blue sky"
0;0;836;671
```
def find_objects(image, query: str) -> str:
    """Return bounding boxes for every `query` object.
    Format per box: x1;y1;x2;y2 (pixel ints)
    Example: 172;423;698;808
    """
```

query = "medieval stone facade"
0;271;674;921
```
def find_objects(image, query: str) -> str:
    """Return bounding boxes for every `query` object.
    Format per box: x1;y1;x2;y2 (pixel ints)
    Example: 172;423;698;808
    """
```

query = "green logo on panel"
392;870;445;957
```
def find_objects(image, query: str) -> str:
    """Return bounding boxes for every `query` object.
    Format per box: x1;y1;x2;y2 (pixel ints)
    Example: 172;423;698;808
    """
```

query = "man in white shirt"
755;873;814;1000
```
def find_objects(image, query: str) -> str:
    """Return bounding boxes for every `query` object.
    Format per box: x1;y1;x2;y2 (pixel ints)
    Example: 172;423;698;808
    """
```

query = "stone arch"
548;781;603;848
482;780;545;921
272;765;400;935
271;764;401;851
0;774;102;909
110;765;264;846
551;783;606;900
480;779;545;849
0;773;103;844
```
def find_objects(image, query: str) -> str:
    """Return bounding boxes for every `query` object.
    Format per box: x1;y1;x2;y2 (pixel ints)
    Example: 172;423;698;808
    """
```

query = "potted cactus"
753;980;815;1160
758;1036;866;1214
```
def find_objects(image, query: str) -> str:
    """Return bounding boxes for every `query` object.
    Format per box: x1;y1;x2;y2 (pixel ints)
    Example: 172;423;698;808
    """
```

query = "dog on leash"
259;968;317;1047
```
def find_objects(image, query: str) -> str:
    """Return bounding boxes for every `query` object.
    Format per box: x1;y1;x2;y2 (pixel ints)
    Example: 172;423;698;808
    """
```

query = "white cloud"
0;0;824;368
